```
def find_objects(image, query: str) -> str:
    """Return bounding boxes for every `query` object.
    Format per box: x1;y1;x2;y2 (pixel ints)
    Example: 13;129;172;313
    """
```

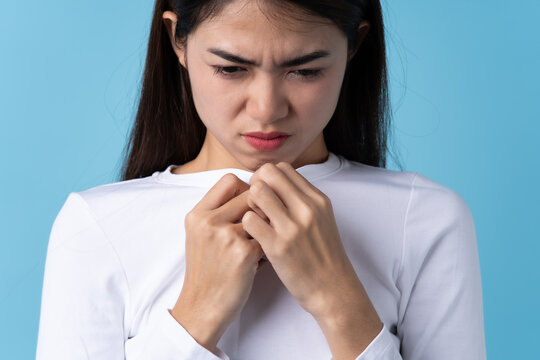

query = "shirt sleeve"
328;324;402;360
337;172;486;360
395;173;486;359
353;324;402;359
36;192;230;360
124;308;229;360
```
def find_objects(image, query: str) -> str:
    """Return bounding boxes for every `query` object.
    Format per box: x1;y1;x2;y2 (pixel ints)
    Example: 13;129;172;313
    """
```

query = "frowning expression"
167;0;350;171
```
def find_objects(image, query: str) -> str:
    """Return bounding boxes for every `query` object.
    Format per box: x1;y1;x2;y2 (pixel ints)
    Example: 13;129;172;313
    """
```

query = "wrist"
170;297;230;352
313;299;383;360
310;281;382;339
308;277;367;320
314;302;382;336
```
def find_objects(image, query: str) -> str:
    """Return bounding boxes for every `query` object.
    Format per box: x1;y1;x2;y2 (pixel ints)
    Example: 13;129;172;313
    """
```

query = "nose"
245;74;289;124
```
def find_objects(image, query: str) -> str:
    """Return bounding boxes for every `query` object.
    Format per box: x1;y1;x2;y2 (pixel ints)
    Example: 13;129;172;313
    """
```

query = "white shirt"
36;152;486;359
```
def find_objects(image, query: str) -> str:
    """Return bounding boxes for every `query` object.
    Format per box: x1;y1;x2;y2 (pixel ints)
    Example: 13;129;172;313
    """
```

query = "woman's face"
165;0;352;171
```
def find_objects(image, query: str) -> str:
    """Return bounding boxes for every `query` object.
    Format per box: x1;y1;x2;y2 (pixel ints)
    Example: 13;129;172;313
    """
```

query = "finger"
244;196;270;223
213;188;251;223
276;162;323;199
247;233;265;259
250;203;269;223
241;210;275;250
229;222;253;240
231;222;266;260
250;164;309;211
249;180;290;229
193;173;250;212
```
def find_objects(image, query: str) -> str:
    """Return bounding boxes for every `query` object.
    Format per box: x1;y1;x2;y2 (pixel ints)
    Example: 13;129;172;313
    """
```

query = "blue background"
1;1;538;358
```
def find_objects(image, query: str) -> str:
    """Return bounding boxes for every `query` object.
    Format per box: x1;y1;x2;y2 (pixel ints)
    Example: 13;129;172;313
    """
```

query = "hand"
241;162;375;319
171;173;266;352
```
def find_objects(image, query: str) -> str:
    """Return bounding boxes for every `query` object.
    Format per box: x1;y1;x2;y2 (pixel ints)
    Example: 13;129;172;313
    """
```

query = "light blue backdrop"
1;1;538;358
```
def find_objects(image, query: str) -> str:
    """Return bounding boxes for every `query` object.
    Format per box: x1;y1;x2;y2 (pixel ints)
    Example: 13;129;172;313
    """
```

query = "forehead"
189;0;343;52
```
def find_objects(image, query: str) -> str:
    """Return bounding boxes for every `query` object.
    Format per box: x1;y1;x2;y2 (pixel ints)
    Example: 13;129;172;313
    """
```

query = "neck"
173;131;329;175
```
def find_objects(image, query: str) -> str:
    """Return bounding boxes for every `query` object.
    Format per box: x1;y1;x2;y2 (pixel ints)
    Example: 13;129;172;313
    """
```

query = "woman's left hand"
241;161;374;319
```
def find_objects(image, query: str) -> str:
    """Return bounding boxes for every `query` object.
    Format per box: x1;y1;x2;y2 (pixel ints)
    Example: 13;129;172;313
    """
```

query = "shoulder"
399;172;477;273
77;174;160;209
408;172;474;228
336;156;474;233
63;173;168;220
51;175;164;238
332;157;418;204
342;157;470;213
337;156;417;189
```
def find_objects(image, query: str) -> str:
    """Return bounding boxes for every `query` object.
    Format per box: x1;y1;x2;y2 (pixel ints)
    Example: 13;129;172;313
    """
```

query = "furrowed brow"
207;48;330;68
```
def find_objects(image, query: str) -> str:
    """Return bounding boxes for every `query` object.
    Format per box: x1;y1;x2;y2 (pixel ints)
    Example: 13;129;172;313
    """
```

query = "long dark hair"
121;0;401;181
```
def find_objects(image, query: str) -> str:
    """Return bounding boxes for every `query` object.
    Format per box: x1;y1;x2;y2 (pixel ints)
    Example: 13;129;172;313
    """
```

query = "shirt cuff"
125;307;229;360
354;324;397;360
163;308;230;360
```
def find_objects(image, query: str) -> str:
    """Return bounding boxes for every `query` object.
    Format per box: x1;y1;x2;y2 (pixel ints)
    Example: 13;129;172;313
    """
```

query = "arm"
396;174;486;359
243;162;403;360
36;193;229;360
312;173;485;360
36;193;127;359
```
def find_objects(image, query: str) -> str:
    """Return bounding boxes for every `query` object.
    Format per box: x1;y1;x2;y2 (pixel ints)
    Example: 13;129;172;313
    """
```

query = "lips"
243;131;289;140
243;134;290;151
242;131;290;152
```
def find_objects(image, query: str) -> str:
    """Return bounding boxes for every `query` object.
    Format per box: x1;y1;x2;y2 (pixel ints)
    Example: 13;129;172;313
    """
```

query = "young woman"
36;0;486;359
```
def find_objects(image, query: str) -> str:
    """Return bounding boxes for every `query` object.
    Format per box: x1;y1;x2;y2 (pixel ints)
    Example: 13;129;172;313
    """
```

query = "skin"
166;0;358;172
162;1;382;359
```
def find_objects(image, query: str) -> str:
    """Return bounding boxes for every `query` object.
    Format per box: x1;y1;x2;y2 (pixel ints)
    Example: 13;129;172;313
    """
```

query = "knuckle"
296;203;317;228
301;200;317;218
314;192;330;207
249;172;259;184
259;163;276;178
276;161;293;171
222;173;248;195
322;193;331;206
242;210;253;224
243;210;263;228
216;227;235;247
184;210;199;228
250;180;265;194
232;242;251;262
221;172;239;183
261;162;275;171
200;213;219;229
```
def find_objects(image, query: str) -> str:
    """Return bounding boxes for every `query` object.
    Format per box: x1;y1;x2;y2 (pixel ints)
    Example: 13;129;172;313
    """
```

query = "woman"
36;0;486;359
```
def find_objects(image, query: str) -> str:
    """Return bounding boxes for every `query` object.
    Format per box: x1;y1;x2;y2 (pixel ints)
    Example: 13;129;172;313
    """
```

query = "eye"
289;69;323;80
211;66;323;80
212;66;245;78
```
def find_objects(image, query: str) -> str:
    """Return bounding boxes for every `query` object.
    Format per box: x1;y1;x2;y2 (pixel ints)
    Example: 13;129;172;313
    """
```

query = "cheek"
292;72;344;124
188;63;238;123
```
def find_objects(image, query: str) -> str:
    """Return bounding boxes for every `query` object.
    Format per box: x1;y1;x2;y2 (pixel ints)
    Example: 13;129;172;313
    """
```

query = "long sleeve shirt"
36;152;486;359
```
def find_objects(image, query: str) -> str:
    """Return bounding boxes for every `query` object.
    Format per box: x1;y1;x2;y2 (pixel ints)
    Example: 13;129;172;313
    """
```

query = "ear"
348;20;370;62
162;10;187;68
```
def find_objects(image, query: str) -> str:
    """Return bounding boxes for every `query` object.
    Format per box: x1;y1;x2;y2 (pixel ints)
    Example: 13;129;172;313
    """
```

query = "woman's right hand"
170;173;266;353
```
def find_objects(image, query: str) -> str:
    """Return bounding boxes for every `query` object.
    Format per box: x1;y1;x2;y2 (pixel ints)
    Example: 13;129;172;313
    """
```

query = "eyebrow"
207;48;330;68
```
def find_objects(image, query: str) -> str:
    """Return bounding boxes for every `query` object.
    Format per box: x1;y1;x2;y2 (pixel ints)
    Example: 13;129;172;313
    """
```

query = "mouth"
243;131;290;139
242;134;290;152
